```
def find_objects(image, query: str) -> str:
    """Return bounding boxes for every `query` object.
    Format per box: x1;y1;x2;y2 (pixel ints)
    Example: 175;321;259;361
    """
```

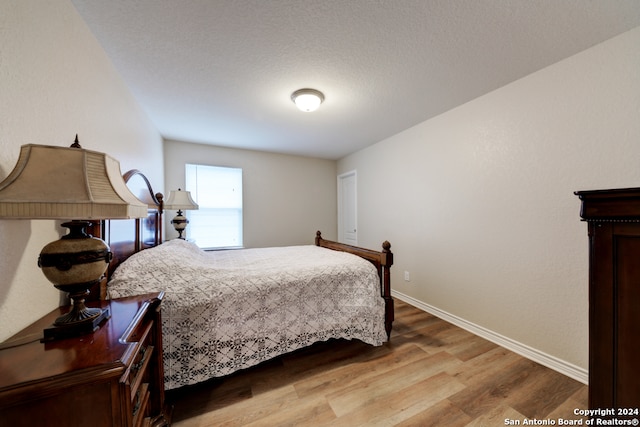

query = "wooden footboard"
315;231;394;339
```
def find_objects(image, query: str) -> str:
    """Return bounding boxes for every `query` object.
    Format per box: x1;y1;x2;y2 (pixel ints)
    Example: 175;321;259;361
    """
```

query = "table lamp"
164;188;199;239
0;138;148;340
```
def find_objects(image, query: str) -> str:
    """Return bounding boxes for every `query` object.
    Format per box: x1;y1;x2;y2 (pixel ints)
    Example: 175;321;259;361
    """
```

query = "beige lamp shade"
0;144;148;219
164;188;199;211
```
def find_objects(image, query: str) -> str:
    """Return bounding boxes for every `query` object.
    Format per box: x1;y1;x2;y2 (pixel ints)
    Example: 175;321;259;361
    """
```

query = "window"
185;164;243;249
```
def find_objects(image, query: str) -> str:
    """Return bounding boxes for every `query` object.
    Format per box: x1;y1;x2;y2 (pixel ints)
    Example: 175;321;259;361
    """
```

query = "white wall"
164;140;337;247
338;27;640;381
0;0;164;341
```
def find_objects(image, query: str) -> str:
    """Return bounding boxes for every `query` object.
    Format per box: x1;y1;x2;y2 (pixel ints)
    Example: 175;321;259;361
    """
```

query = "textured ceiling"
71;0;640;159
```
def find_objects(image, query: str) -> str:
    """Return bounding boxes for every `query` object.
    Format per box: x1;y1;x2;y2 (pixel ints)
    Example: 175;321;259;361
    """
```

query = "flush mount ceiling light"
291;88;324;112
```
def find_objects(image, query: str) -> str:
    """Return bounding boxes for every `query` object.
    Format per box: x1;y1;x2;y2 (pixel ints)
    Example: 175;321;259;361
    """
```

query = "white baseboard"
391;290;588;385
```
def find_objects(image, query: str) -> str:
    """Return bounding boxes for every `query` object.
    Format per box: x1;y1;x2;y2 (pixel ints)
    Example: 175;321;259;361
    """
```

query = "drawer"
132;382;150;427
124;320;155;396
130;344;154;400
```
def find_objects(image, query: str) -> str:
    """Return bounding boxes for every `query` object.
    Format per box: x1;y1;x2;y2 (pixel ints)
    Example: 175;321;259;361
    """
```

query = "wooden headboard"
87;169;163;301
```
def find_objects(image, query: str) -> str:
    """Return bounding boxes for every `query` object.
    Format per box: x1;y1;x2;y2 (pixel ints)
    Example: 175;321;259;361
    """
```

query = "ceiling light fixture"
291;88;324;112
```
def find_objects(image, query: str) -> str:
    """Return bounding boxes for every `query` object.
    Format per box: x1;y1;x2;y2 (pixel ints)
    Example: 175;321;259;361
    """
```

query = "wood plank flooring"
167;299;588;426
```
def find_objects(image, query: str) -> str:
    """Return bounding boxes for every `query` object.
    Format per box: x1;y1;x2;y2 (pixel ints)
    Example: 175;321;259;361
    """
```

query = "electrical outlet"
404;271;410;282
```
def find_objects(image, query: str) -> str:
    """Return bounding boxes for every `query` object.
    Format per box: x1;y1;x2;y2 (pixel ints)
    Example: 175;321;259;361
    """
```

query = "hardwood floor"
167;299;588;426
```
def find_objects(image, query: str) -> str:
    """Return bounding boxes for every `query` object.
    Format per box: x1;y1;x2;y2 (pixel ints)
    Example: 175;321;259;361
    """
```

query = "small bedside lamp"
164;188;198;239
0;138;148;340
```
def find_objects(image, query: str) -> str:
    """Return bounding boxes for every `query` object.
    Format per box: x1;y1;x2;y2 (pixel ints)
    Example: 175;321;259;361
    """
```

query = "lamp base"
171;210;188;239
37;220;114;341
43;307;111;341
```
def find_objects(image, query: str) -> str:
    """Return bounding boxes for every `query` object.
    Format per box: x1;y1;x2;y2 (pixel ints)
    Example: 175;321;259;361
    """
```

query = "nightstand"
0;292;171;427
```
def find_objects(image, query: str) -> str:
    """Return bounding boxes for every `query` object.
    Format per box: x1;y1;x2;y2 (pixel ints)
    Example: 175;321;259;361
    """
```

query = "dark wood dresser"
0;292;170;427
576;187;640;410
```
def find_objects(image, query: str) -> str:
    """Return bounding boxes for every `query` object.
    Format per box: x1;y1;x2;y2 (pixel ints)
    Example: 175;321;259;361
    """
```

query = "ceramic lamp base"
171;210;189;239
38;221;113;340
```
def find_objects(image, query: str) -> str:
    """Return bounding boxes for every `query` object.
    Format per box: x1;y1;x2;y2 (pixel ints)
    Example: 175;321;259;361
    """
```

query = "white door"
338;170;357;245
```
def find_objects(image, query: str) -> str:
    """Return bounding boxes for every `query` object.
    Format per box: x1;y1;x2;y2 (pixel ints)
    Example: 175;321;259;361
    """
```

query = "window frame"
184;163;243;249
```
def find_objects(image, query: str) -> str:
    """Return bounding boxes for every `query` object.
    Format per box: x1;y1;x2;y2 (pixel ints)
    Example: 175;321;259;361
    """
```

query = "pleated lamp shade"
0;144;148;219
164;188;199;211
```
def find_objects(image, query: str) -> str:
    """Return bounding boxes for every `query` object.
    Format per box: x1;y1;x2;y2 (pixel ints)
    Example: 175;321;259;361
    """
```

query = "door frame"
337;170;357;245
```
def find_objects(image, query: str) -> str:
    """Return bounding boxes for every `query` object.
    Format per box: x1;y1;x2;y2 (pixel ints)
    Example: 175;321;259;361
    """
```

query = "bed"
87;170;394;390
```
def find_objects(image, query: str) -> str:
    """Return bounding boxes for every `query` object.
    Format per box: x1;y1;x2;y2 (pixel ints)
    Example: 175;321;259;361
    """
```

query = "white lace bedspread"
107;239;387;390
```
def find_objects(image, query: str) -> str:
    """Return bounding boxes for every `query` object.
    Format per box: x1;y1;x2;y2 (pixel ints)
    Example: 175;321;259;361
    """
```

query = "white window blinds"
185;163;243;249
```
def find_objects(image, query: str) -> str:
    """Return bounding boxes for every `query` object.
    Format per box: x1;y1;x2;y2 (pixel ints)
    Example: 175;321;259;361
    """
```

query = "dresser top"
575;187;640;220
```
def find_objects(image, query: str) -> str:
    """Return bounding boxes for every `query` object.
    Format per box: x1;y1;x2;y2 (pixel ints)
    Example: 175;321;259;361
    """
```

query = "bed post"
381;240;394;339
